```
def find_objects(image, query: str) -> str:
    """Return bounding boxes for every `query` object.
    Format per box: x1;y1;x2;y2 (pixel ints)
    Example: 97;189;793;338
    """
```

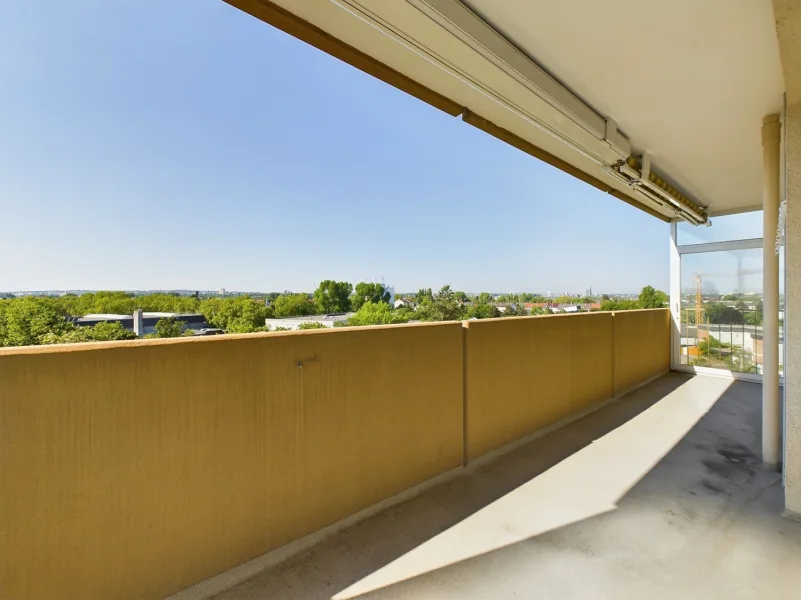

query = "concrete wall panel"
0;310;673;598
774;0;801;514
613;309;671;395
463;313;614;461
0;324;464;600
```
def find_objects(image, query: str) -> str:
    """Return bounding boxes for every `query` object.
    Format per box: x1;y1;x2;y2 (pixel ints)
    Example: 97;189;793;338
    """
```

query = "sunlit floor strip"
333;375;734;599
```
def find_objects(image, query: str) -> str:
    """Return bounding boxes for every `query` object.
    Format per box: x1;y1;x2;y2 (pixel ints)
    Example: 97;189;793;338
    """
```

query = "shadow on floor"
328;375;801;600
211;372;756;600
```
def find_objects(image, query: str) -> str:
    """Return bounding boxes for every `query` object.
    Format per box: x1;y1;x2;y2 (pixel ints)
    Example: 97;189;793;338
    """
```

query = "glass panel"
677;210;762;245
679;248;763;373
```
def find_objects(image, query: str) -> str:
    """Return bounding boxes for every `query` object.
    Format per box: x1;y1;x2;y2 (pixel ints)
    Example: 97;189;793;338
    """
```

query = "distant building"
264;313;354;331
193;328;225;336
73;312;209;336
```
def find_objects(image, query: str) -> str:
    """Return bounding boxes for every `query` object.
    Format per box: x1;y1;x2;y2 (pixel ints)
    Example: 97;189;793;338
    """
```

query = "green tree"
476;292;494;304
351;282;391;311
86;321;137;341
745;301;763;326
453;290;468;303
348;301;411;326
638;285;668;309
437;285;464;320
698;334;729;355
273;294;316;318
0;301;7;347
136;293;200;314
53;291;205;317
503;304;527;317
415;285;465;322
0;297;72;346
298;321;326;330
415;288;434;304
465;303;501;319
313;280;353;313
40;327;93;345
393;306;416;322
154;318;186;338
200;296;271;333
62;291;136;315
41;321;137;345
600;299;641;311
705;303;745;325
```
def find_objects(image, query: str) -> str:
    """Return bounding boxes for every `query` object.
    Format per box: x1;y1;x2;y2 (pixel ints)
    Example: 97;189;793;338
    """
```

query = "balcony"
208;374;798;600
2;309;799;600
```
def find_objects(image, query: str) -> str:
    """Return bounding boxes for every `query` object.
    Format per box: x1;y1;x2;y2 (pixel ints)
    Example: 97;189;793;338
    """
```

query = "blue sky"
0;0;669;294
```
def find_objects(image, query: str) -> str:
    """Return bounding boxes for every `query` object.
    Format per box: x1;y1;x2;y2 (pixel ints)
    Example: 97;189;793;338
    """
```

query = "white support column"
133;309;144;338
669;221;681;370
763;114;782;470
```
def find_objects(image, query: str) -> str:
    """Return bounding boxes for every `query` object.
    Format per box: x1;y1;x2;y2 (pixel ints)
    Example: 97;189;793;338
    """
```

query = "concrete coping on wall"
0;309;671;357
0;320;461;357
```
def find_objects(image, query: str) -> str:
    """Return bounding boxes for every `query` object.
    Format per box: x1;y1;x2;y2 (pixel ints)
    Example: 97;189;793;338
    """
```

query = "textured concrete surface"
775;0;801;516
463;312;614;461
210;373;801;600
787;101;801;512
0;322;465;600
784;101;801;513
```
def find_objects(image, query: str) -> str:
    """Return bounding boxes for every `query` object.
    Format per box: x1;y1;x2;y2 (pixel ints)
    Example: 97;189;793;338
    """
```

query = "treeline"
0;296;141;347
598;286;668;311
0;284;668;348
0;292;276;347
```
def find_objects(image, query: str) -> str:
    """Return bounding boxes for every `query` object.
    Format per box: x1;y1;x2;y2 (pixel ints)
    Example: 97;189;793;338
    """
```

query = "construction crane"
693;270;760;326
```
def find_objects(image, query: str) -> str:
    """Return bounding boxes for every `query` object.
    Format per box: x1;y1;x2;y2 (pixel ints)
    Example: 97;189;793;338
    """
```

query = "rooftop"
265;313;354;322
79;312;202;320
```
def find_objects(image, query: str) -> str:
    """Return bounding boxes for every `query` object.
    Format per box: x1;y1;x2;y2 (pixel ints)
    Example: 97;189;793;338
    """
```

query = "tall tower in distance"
362;277;395;304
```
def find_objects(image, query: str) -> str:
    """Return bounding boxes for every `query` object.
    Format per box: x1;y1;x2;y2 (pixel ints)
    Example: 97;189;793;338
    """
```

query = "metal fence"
679;307;769;374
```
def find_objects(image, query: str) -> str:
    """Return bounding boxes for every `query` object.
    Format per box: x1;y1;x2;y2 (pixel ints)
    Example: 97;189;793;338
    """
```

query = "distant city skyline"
1;286;648;297
1;0;668;293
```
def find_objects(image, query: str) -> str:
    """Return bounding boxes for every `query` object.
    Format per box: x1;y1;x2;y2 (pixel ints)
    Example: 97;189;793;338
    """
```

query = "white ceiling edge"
262;0;680;219
461;0;784;215
241;0;786;217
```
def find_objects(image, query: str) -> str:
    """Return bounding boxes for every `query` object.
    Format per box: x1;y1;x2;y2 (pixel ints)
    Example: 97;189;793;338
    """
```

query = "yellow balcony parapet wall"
0;310;669;600
0;323;465;600
462;309;670;462
612;309;671;396
463;312;614;462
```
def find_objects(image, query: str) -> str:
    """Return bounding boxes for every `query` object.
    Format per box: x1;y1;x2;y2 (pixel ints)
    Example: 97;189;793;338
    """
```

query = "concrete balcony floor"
208;373;801;600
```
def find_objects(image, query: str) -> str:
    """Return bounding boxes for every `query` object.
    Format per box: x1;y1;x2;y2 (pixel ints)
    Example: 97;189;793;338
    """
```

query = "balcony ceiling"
231;0;784;219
